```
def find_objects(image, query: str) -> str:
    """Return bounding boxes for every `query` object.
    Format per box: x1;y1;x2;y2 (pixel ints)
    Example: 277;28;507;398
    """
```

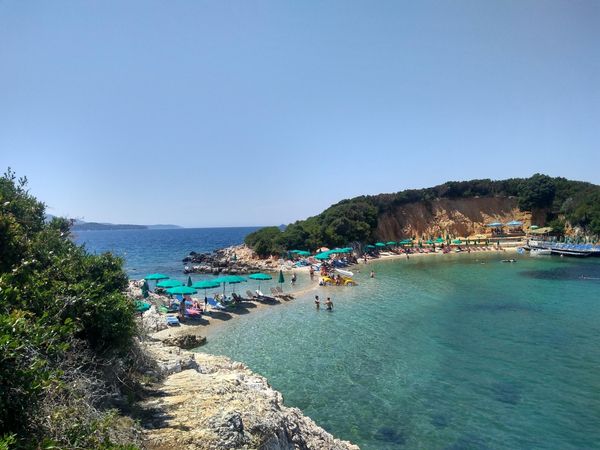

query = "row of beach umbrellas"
144;271;286;297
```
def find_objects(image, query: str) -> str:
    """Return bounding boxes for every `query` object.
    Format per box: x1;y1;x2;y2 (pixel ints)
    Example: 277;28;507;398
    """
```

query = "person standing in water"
325;297;333;311
314;295;320;309
370;270;375;278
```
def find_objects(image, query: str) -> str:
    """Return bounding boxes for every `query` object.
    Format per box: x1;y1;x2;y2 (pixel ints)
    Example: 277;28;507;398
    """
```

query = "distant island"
72;222;183;231
45;215;182;231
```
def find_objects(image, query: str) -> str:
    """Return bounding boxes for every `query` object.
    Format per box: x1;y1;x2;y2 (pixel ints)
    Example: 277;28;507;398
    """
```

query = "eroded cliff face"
376;197;534;240
140;341;359;450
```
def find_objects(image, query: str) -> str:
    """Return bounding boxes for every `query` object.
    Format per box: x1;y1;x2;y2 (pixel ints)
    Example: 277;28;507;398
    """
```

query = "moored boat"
530;248;552;256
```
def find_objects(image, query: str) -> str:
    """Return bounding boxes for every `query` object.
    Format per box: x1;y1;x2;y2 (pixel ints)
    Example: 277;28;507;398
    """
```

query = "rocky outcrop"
162;334;206;349
141;341;359;450
182;244;282;274
376;197;531;240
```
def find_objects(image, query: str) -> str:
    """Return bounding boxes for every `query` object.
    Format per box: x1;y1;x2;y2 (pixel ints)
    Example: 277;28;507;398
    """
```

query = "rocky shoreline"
139;338;359;450
182;244;282;274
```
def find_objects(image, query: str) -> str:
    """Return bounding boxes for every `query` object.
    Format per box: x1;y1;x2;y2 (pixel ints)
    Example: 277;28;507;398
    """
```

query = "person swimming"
325;297;333;311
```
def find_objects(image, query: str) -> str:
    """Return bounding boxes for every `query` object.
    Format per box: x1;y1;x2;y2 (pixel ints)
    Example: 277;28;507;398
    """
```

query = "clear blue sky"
1;0;598;227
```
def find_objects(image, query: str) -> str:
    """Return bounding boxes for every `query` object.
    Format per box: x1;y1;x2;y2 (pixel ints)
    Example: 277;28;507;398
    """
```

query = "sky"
1;0;598;227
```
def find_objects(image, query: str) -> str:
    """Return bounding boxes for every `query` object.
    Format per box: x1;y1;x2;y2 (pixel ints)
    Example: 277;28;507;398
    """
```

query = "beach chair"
231;292;245;304
254;289;277;302
275;286;294;300
207;297;226;310
166;315;180;326
246;290;258;300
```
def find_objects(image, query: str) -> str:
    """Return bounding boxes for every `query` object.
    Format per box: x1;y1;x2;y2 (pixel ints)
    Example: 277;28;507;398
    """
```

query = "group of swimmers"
314;295;333;310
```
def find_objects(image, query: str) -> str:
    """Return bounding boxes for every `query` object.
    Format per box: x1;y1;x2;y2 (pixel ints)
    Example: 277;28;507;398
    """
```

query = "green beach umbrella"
452;239;462;245
187;276;192;287
314;252;331;260
386;241;397;246
166;286;197;295
278;269;285;293
425;239;434;245
191;280;221;289
191;280;221;297
213;275;247;295
435;237;444;244
135;300;151;313
365;244;376;249
375;242;386;248
145;273;169;281
249;273;273;291
141;280;150;298
156;279;184;288
249;273;272;281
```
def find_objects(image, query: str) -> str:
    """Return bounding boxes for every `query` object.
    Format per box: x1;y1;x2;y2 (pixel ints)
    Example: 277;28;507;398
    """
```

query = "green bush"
0;169;138;447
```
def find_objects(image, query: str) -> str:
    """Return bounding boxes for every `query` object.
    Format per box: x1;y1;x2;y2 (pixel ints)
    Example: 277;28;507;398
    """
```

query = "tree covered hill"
245;174;600;256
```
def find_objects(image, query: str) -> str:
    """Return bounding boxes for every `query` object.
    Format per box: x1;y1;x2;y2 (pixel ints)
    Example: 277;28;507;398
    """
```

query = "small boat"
501;259;517;263
335;268;354;277
530;248;552;256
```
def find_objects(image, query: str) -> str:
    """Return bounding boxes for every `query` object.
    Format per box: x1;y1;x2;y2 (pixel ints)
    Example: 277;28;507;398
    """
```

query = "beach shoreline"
141;243;521;342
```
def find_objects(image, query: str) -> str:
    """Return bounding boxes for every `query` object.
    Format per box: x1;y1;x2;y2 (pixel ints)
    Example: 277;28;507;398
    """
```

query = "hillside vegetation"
245;174;600;256
0;169;142;449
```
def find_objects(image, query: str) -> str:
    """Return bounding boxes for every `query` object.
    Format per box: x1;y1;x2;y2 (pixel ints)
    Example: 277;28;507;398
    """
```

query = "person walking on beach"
314;295;320;309
291;272;297;286
179;297;186;321
309;266;315;280
325;297;333;311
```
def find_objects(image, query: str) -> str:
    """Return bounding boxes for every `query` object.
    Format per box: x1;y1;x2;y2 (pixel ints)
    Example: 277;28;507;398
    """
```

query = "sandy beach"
142;243;521;343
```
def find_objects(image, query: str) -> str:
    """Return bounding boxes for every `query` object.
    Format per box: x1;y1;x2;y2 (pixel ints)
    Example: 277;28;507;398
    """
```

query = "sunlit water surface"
202;253;600;450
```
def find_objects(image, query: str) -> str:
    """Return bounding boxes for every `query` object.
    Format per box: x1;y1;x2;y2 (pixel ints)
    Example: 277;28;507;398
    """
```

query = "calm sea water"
202;253;600;450
75;229;600;449
74;227;259;279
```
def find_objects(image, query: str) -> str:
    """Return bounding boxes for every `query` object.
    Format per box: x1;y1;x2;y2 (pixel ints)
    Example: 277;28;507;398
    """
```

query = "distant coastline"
72;222;183;231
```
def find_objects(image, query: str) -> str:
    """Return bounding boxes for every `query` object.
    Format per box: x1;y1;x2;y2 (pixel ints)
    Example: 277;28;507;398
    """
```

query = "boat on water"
334;268;354;277
530;248;552;256
525;239;600;258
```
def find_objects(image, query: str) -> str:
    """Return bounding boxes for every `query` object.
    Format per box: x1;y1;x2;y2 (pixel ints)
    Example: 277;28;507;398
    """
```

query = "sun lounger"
185;307;202;318
166;315;180;326
275;286;294;300
207;297;226;310
253;289;277;302
246;290;258;299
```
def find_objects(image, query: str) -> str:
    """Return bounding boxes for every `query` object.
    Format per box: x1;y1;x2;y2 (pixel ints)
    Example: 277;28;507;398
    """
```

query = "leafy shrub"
0;169;139;448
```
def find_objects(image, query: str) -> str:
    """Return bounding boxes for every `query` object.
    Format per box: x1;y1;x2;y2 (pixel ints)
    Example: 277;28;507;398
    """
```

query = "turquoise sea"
76;230;600;449
203;253;600;450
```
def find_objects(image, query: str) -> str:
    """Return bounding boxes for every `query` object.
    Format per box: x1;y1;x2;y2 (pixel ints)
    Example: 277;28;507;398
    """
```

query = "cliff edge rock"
140;340;359;450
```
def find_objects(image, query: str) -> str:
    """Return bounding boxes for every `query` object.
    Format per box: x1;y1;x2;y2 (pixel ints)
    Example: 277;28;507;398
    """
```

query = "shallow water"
202;253;600;450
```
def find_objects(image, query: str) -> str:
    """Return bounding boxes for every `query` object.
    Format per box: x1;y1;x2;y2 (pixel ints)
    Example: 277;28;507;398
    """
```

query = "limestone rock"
140;342;359;450
162;334;206;350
